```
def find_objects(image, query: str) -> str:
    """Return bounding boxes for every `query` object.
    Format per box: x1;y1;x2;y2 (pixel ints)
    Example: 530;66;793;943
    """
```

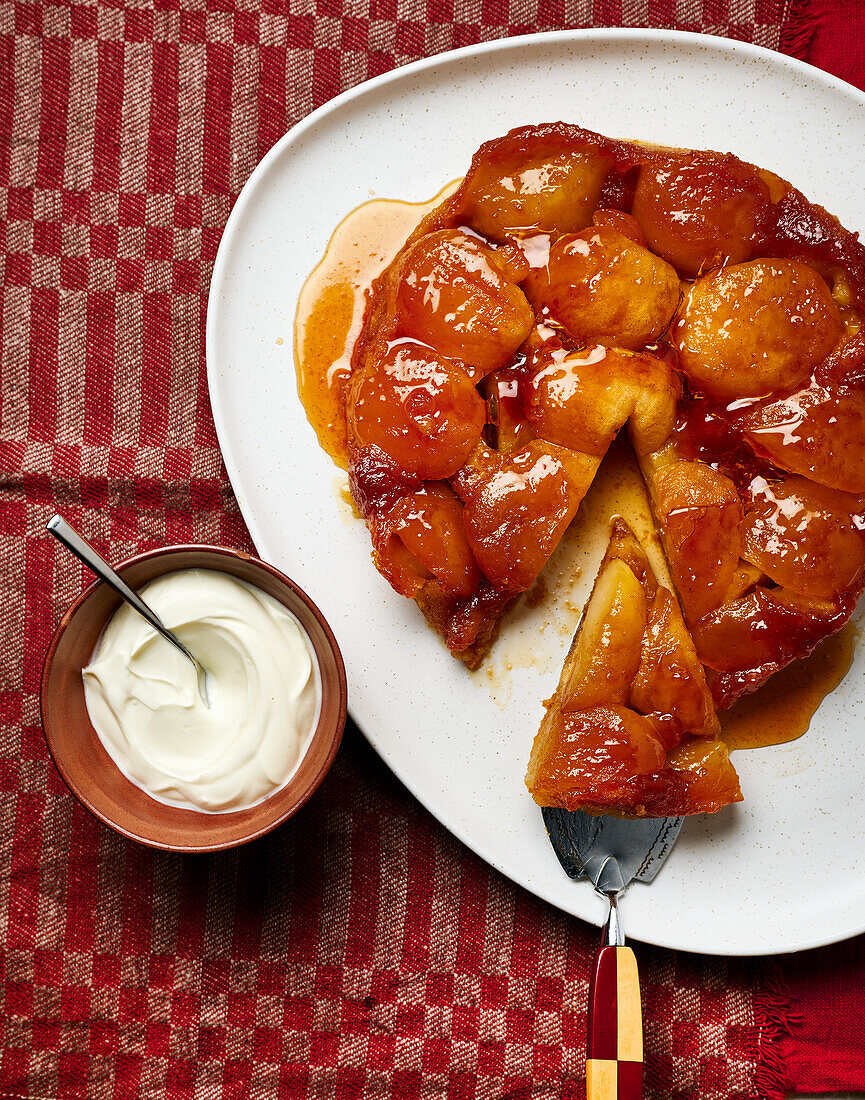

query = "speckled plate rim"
206;29;865;954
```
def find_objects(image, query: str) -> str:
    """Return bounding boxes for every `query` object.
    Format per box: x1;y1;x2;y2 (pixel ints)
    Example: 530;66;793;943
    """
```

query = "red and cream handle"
586;914;643;1099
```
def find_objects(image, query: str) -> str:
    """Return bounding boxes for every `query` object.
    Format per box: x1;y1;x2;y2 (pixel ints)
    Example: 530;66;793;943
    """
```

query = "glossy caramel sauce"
721;621;856;750
295;171;860;746
293;182;459;467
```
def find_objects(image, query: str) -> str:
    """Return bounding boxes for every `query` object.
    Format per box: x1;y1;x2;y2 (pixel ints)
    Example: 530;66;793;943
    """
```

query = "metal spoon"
46;515;211;706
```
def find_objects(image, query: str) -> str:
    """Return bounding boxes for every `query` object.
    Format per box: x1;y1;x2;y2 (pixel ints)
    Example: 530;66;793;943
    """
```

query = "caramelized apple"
526;344;679;457
632;158;769;277
482;367;535;454
664;739;743;814
525;704;667;811
348;442;423;518
395;230;534;378
692;584;839;673
347;342;485;479
591;208;647;246
454;440;599;592
431;584;516;662
558;557;647;711
370;483;482;600
740;379;865;493
461;148;611;241
722;561;765;604
525;518;732;816
675;259;842;400
651;460;743;622
741;475;865;599
630;588;720;737
814;330;865;387
606;516;658;596
526;226;680;351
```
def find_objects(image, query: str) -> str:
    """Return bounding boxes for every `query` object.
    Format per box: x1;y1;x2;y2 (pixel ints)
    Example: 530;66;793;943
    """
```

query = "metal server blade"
542;807;684;889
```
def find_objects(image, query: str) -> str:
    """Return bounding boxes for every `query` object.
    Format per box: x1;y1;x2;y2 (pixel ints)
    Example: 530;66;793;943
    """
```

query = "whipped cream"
83;569;320;812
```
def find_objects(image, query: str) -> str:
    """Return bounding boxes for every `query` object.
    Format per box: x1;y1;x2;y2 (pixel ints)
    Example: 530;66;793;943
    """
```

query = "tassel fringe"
780;0;821;60
752;961;802;1100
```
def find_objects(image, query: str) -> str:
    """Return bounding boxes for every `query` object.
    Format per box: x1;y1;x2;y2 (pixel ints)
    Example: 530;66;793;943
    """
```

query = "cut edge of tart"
525;517;742;817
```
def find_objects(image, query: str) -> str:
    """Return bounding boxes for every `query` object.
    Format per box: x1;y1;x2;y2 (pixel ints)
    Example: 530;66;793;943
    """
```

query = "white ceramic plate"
207;29;865;956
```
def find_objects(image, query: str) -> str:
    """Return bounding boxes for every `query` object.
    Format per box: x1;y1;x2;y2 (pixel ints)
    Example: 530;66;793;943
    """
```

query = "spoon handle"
46;515;178;651
48;514;211;706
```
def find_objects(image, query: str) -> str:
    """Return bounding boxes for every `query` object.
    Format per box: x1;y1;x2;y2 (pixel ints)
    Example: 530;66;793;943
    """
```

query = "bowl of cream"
40;545;347;851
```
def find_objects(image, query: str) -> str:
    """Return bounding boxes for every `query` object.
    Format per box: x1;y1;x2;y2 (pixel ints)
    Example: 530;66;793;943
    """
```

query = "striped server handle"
586;945;643;1100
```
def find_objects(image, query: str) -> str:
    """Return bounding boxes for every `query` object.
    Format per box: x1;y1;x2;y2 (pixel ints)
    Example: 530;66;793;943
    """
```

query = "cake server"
542;808;683;1100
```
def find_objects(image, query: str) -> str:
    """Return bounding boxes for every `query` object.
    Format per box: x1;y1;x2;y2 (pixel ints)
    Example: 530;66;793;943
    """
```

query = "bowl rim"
40;543;348;852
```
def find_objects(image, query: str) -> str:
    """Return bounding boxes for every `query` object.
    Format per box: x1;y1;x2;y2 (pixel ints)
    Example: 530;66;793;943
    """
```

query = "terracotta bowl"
40;546;347;852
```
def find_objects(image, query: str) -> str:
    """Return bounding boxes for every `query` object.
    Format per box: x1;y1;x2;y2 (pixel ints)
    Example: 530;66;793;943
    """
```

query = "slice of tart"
525;518;742;817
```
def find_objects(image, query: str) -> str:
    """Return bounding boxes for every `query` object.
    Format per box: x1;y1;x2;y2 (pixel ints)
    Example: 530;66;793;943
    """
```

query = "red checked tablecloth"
2;2;865;1098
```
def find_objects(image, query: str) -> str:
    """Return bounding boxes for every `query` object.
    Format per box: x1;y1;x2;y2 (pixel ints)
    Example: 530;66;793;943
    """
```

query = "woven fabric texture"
0;1;843;1098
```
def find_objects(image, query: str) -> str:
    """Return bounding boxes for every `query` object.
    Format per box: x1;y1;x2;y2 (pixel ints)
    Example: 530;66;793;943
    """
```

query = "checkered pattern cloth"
0;1;807;1097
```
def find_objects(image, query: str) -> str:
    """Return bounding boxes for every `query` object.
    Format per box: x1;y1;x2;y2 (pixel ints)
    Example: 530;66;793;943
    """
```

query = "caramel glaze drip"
721;621;855;750
294;183;459;467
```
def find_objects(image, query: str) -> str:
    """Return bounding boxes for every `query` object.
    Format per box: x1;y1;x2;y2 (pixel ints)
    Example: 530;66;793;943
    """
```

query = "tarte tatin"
307;123;865;816
525;518;742;817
